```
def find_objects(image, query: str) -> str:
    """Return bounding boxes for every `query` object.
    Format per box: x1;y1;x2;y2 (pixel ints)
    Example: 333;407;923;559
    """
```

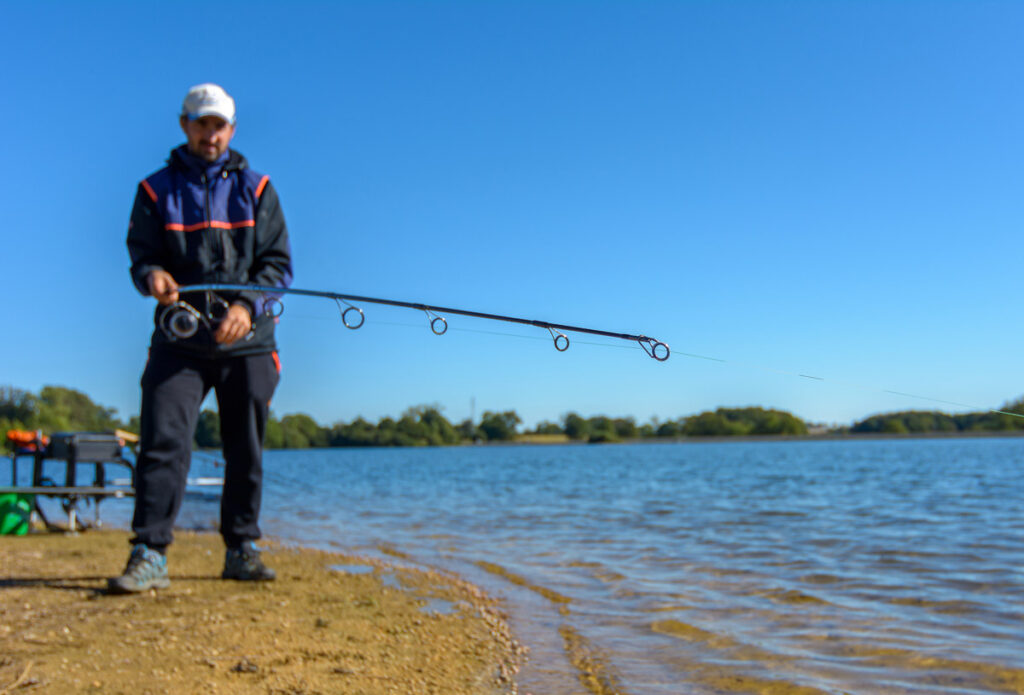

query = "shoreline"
236;429;1024;453
621;429;1024;445
0;530;525;694
419;429;1024;447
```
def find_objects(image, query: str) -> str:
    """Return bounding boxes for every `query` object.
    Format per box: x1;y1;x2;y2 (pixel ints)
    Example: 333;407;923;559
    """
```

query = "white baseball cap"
181;83;236;123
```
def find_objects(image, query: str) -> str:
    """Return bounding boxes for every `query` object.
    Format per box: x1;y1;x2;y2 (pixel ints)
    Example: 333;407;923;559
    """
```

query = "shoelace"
126;550;158;575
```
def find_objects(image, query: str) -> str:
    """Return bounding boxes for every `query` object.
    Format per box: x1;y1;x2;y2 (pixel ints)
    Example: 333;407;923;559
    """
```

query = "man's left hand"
214;304;252;345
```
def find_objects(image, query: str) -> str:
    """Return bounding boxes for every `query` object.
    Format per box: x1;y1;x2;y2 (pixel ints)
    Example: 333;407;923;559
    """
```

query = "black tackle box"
47;433;125;462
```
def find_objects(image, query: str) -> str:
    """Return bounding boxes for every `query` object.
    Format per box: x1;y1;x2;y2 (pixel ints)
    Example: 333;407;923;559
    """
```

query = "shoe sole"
107;576;171;594
221;572;276;581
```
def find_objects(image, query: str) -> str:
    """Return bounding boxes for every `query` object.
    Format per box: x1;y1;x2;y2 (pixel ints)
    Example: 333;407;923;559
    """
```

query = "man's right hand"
147;270;180;306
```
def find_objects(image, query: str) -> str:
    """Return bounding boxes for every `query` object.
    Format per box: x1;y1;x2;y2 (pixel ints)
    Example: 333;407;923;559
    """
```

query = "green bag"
0;493;34;536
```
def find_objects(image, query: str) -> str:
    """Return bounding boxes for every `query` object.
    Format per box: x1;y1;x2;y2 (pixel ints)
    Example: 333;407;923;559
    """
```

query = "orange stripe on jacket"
267;350;281;406
255;175;269;199
140;179;158;202
164;219;255;232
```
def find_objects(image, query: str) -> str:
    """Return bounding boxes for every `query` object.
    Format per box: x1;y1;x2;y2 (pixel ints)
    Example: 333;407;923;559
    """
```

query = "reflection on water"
88;438;1024;694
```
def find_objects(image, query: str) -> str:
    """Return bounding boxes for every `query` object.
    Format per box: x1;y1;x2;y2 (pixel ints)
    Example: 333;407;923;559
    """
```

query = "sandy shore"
0;530;525;694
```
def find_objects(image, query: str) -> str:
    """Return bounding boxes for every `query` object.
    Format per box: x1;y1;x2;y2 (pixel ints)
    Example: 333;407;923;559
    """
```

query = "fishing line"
670;348;1024;420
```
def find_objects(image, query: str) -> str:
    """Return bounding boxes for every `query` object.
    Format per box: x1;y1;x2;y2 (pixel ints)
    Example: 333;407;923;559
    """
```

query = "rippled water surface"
95;438;1024;693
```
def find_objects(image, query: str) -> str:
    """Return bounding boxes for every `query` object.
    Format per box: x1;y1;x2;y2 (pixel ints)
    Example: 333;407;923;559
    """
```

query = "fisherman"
112;83;293;593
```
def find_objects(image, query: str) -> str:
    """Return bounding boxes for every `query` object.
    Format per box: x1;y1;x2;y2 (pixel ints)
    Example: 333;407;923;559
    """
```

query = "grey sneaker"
107;544;170;594
222;542;276;581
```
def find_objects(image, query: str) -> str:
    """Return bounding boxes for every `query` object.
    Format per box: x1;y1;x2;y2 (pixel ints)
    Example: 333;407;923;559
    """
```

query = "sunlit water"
55;438;1024;694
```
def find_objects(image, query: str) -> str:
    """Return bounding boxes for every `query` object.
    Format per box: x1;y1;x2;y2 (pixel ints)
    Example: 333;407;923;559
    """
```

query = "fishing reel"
160;300;218;340
159;293;254;341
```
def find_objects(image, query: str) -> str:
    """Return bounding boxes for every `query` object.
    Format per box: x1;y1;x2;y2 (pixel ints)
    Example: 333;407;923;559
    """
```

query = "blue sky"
3;1;1022;428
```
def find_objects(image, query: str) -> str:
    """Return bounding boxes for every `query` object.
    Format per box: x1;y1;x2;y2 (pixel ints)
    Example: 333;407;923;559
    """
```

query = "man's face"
180;115;236;162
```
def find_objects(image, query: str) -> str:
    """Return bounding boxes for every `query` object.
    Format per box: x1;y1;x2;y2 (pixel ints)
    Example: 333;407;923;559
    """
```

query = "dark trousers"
131;349;279;549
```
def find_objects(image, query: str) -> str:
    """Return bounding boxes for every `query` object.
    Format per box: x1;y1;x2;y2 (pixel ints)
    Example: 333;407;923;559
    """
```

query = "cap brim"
185;108;235;123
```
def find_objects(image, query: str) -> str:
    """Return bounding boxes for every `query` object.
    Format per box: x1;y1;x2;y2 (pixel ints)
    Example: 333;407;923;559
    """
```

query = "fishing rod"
156;285;1024;421
159;283;671;361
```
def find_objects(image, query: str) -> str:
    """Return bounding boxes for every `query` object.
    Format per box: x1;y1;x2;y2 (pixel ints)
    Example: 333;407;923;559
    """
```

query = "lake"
62;437;1024;694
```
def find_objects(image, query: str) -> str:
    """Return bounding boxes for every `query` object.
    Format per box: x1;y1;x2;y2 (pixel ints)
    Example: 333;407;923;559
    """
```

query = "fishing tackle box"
46;432;125;462
3;431;136;531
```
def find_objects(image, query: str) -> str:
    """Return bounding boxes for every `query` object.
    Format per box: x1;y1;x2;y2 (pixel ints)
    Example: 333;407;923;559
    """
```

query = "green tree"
264;415;284;449
0;387;36;430
456;418;480;442
562;412;589;440
330;417;378;446
478;410;521;441
375;417;401;446
681;407;807;437
955;396;1024;431
655;420;683;437
396;411;430;445
194;409;222;448
33;386;123;433
852;411;958;434
531;421;563;435
613;417;638;440
682;411;745;436
746;408;807;435
586;416;620;443
279;413;328;449
126;415;141;437
384;405;462;446
417;406;462;445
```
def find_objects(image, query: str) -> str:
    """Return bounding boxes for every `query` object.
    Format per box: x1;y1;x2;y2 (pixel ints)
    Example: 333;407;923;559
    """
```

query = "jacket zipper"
201;171;220;355
201;172;217;258
203;170;233;276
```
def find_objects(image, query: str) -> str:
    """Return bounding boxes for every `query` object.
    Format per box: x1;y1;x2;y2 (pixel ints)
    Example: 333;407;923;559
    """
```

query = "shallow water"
59;438;1024;694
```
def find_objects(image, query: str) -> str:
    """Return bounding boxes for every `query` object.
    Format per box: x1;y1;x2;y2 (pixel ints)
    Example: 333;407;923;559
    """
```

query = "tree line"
3;385;1024;451
1;386;123;436
845;401;1024;434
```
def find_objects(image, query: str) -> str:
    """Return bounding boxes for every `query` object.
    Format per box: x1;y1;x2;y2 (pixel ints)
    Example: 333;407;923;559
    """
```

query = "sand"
0;530;525;694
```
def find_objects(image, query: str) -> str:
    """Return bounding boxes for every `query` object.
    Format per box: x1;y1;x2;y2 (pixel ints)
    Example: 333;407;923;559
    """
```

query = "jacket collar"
169;145;248;179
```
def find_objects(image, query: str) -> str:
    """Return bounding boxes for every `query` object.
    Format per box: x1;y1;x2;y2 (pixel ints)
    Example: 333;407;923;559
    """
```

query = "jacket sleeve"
237;179;293;314
126;184;167;296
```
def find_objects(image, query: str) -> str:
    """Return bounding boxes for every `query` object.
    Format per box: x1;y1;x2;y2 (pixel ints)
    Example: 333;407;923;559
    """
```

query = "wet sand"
0;530;525;694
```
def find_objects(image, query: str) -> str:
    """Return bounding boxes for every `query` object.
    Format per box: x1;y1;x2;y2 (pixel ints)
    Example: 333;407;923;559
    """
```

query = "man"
111;83;293;593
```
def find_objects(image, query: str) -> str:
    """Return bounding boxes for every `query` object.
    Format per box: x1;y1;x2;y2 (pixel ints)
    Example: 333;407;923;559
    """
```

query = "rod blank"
166;283;671;361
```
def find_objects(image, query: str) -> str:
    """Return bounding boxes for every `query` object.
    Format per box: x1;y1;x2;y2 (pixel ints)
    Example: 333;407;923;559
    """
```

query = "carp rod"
159;283;671;361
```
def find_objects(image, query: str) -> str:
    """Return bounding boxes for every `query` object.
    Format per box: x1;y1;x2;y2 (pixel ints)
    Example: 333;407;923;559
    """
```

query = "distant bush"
851;398;1024;434
681;407;808;437
478;410;522;441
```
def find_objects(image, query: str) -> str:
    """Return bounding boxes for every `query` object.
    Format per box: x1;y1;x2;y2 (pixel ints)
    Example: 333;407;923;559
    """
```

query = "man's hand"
146;270;179;306
214;304;252;345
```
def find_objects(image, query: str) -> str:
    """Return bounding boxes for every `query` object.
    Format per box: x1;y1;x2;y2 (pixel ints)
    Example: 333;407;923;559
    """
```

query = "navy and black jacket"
127;145;293;357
